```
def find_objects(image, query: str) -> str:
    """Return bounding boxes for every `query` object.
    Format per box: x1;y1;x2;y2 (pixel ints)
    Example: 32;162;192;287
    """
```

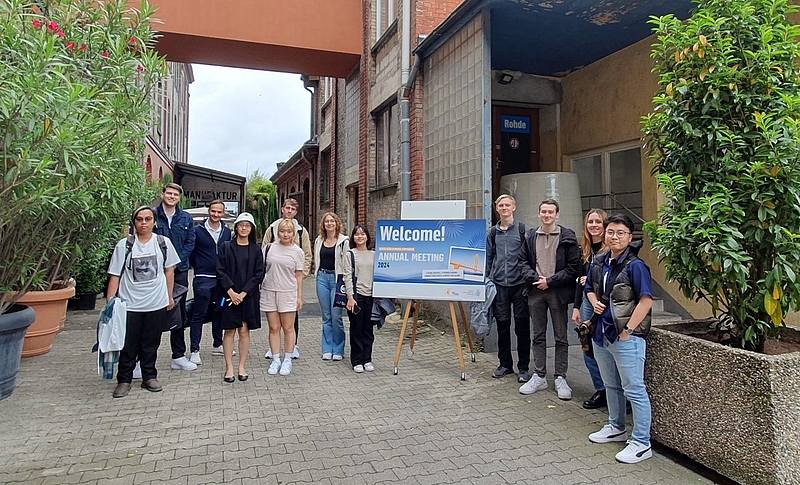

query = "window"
323;77;332;103
571;144;643;230
375;103;399;187
375;0;396;40
319;150;330;203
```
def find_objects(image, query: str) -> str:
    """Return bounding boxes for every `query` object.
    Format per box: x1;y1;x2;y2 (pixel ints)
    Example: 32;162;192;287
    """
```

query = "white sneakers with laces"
353;364;364;373
322;352;333;360
588;424;628;443
615;440;652;463
279;357;293;376
519;374;547;395
170;356;197;371
364;362;374;372
189;351;202;365
268;358;281;375
554;376;572;400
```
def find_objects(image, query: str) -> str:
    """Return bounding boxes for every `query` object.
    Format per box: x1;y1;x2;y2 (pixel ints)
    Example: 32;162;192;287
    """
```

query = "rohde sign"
500;115;530;133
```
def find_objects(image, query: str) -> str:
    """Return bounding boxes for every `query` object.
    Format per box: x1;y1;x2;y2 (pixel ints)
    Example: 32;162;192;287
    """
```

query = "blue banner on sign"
372;219;487;301
500;115;530;133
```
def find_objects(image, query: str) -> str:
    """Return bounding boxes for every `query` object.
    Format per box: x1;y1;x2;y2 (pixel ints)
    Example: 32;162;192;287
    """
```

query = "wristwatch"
624;326;634;335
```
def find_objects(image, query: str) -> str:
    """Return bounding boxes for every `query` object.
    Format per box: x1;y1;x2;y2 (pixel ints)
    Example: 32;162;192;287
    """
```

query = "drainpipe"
303;81;315;141
399;0;413;201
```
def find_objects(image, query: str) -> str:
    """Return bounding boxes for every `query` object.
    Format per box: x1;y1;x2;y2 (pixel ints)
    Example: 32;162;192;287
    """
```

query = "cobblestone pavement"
0;278;717;485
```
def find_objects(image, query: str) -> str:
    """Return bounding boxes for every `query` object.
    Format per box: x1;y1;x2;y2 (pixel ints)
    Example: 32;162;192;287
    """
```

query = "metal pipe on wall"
398;0;413;201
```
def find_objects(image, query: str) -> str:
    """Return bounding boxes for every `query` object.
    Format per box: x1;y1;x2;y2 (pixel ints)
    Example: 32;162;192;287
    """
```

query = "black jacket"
190;220;232;277
518;225;581;304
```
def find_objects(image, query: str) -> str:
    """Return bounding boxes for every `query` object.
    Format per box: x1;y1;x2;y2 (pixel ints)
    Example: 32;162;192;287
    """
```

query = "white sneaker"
519;374;547;395
589;424;628;443
554;376;572;400
264;349;272;359
279;357;293;376
170;356;197;371
322;352;332;360
132;362;142;380
190;351;202;365
212;346;235;356
353;364;364;373
332;354;343;361
268;358;281;375
615;440;653;464
364;362;375;372
291;346;300;359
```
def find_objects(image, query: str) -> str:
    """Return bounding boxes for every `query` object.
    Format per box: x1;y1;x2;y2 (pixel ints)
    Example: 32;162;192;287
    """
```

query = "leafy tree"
642;0;800;351
0;0;166;313
246;169;278;240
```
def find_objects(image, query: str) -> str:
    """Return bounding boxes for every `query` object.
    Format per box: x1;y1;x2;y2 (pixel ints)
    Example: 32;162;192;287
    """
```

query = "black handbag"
163;283;189;332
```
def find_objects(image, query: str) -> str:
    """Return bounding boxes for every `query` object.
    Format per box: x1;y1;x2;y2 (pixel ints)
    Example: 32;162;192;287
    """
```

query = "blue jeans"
580;297;605;391
317;272;345;355
593;334;652;446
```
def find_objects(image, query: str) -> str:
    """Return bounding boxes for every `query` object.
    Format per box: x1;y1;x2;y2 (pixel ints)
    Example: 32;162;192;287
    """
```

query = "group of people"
105;182;653;464
486;194;654;464
107;185;379;398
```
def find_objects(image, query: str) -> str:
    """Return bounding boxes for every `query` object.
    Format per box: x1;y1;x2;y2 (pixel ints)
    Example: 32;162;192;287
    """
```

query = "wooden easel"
392;299;476;380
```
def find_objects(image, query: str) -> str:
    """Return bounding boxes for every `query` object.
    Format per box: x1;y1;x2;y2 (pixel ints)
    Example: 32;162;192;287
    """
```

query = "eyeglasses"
134;217;154;222
605;230;631;238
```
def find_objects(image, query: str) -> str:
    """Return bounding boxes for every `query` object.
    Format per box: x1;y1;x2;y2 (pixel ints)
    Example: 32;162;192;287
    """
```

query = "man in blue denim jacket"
154;183;197;372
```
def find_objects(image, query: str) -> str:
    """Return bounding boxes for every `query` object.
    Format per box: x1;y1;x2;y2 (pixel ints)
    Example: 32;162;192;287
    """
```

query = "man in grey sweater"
485;194;532;382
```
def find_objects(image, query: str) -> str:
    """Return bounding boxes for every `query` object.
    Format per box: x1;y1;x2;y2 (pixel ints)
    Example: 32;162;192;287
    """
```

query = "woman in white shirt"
261;219;305;376
313;212;349;361
106;206;180;398
343;224;376;373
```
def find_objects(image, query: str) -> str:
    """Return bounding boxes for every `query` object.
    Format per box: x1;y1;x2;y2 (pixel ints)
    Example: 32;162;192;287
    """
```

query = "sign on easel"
372;218;486;301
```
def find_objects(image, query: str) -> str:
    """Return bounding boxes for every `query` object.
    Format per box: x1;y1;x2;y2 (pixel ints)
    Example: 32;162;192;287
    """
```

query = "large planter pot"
68;292;99;311
0;304;36;400
16;282;76;357
645;321;800;485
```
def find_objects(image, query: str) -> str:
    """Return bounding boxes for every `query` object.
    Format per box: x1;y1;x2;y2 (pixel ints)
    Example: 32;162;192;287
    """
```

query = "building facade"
272;0;718;315
143;61;193;181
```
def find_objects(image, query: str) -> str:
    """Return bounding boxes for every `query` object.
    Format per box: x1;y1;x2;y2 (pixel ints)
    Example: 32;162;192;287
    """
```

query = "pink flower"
56;29;64;38
47;20;59;31
101;51;109;58
129;36;137;43
136;65;144;71
31;19;42;28
65;41;74;49
79;43;86;51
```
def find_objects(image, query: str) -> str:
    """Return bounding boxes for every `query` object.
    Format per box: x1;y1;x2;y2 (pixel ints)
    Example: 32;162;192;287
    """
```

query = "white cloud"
188;65;311;179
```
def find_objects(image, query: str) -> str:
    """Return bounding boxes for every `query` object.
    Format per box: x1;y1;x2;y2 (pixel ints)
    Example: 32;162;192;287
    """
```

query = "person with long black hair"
343;224;376;373
216;212;264;383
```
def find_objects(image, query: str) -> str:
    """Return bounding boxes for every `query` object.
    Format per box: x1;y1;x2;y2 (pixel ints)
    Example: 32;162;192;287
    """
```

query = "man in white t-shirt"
107;206;181;398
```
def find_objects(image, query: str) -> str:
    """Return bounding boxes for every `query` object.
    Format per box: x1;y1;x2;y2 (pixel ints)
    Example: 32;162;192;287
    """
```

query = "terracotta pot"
16;281;76;357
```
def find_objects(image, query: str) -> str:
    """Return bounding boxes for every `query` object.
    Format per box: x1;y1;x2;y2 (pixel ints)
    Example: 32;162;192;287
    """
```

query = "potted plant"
68;239;114;311
0;0;166;393
642;0;800;483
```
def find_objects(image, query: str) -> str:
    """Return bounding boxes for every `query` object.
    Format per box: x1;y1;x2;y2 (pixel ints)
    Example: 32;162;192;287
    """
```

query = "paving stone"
0;279;719;485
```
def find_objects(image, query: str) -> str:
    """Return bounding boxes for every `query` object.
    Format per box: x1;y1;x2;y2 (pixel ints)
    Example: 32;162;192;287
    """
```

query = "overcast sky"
187;64;311;179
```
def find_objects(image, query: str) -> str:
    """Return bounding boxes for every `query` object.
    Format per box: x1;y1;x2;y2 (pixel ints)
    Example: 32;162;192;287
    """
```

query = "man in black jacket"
188;200;232;363
518;198;580;400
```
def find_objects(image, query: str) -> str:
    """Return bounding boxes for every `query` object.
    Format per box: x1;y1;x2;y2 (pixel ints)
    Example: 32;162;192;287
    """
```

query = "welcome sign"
372;219;487;301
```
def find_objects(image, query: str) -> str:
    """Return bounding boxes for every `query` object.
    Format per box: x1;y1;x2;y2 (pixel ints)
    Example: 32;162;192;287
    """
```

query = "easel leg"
457;301;476;363
449;302;466;381
393;300;413;375
408;300;421;356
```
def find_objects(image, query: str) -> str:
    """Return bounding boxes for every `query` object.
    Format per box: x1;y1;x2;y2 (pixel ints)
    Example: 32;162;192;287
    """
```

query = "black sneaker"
517;371;531;383
492;366;514;378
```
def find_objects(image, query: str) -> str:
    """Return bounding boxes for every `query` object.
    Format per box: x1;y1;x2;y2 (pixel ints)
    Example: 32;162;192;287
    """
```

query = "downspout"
399;0;413;201
304;82;315;141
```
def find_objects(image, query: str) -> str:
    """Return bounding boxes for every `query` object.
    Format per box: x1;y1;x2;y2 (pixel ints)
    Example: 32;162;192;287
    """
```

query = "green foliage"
0;0;166;313
246;169;278;241
69;237;113;295
642;0;800;351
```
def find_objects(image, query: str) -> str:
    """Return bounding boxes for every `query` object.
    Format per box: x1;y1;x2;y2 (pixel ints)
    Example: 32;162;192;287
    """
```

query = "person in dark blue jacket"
153;183;197;371
187;200;232;363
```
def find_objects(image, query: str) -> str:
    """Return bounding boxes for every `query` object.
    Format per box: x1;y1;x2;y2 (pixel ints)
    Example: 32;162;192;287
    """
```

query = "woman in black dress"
216;212;264;382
